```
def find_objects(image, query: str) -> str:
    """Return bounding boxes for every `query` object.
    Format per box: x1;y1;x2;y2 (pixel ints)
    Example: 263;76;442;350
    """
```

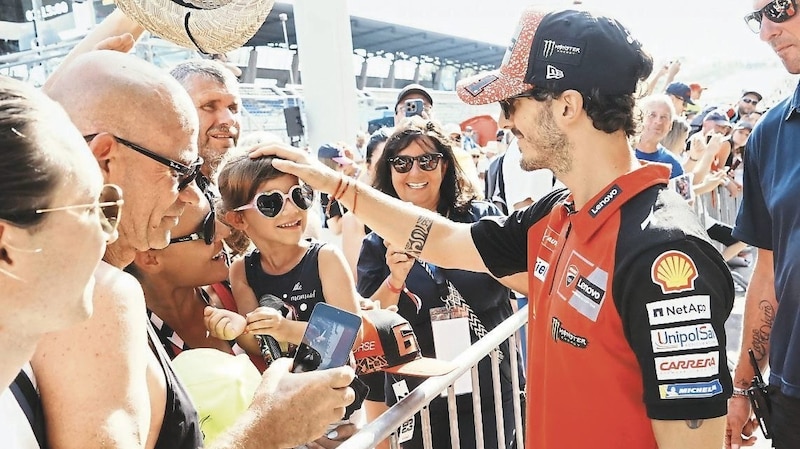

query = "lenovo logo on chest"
575;276;605;304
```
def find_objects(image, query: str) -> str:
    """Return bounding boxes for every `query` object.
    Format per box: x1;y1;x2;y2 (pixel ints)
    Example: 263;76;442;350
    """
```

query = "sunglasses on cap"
84;134;203;191
745;0;798;32
169;210;215;245
387;153;444;174
34;184;124;236
234;185;313;218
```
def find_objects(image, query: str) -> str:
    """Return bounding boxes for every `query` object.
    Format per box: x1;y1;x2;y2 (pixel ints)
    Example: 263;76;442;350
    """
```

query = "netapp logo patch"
646;295;711;326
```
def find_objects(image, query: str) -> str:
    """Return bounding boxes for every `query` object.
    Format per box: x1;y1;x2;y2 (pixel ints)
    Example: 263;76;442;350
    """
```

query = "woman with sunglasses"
355;117;523;449
215;154;361;369
0;77;122;445
126;194;269;370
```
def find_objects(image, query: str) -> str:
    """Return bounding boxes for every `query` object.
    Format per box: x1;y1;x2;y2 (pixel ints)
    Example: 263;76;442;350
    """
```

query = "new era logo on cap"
354;309;456;377
546;65;564;80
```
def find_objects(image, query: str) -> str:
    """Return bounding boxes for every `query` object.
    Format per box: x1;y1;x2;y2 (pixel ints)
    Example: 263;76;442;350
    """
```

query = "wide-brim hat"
116;0;275;54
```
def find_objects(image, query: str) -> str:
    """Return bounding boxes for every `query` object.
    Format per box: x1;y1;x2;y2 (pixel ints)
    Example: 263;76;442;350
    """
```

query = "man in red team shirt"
252;5;735;449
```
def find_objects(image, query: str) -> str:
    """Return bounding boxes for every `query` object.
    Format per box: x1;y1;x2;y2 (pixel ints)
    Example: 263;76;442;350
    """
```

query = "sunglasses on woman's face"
745;0;798;32
169;210;215;245
35;183;124;237
234;185;313;218
387;153;444;174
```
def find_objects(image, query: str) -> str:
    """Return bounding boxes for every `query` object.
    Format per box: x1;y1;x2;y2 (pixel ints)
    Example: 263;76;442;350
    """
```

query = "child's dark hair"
218;154;289;212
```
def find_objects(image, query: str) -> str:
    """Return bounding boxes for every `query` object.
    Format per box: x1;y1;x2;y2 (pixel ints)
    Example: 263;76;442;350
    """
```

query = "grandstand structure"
1;0;503;141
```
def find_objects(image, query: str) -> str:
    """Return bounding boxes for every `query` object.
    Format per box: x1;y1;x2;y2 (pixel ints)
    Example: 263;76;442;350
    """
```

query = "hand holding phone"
405;99;425;118
292;303;361;373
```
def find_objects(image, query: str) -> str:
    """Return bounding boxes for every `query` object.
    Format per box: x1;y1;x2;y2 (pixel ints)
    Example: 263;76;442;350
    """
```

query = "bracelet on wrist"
384;277;403;294
732;387;750;398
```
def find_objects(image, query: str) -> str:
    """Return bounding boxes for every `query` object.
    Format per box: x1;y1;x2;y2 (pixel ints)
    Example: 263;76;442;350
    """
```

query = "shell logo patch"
651;250;698;294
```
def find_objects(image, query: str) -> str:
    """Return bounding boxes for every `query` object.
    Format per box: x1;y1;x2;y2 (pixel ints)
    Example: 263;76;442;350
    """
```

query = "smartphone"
405;99;425;118
292;303;361;373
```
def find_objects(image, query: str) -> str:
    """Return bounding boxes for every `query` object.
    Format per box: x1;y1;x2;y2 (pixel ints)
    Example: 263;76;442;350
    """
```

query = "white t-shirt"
0;364;41;449
502;139;558;210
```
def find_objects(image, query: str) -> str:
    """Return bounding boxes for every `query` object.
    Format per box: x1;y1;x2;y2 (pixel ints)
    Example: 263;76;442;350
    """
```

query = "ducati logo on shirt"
565;265;579;287
651;250;698;294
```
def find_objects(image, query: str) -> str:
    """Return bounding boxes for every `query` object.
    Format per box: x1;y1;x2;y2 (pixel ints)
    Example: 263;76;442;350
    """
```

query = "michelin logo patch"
658;379;723;399
646;295;711;326
551;317;588;349
651;323;718;353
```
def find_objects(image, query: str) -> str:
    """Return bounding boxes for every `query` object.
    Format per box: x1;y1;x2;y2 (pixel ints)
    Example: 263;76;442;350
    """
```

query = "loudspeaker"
284;106;304;138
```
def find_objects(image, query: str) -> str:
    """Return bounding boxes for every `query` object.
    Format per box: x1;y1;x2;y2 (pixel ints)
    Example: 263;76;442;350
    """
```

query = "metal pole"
279;12;295;85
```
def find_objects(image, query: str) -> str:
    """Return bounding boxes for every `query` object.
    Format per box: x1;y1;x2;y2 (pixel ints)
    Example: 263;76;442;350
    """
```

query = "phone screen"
292;303;361;373
405;99;425;118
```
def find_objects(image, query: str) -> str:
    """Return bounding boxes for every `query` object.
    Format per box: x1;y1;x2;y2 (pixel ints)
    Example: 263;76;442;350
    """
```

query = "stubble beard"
519;107;572;176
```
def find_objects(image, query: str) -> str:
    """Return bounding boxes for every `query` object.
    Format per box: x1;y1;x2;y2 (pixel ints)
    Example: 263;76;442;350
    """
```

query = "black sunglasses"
744;0;798;32
84;134;203;191
499;89;551;119
169;210;215;245
387;153;444;174
234;185;313;218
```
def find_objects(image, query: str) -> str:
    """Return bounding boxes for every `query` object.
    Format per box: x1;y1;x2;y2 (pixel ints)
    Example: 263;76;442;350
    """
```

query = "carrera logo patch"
463;75;499;97
655;351;719;380
658;379;723;399
651;250;698;294
588;184;621;217
646;295;711;325
551;317;588;349
534;257;549;281
650;323;718;353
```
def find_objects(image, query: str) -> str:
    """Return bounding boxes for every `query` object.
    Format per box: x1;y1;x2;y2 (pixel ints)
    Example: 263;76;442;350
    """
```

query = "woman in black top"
356;118;524;449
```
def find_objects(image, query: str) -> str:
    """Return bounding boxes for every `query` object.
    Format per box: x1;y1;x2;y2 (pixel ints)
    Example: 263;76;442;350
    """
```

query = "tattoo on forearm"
684;419;704;429
404;216;433;258
751;300;775;362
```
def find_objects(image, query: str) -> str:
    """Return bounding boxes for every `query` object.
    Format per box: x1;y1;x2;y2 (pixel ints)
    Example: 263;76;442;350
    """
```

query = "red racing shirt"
472;164;734;449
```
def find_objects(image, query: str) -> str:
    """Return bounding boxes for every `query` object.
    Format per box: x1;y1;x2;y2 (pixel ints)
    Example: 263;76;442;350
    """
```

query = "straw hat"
115;0;275;54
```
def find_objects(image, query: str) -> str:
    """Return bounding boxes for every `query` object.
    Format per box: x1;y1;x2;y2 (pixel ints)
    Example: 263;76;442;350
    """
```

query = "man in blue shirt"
727;1;800;448
635;94;684;179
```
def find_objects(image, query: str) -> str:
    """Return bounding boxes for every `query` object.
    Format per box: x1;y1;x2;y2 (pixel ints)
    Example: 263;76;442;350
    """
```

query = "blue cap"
703;109;731;126
666;82;694;105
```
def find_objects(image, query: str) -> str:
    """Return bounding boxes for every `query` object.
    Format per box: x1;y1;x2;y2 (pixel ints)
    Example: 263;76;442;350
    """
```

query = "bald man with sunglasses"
726;1;800;448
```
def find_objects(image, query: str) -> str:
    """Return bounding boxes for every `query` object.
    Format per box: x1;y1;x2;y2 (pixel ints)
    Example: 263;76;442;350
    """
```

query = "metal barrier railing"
340;306;528;449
